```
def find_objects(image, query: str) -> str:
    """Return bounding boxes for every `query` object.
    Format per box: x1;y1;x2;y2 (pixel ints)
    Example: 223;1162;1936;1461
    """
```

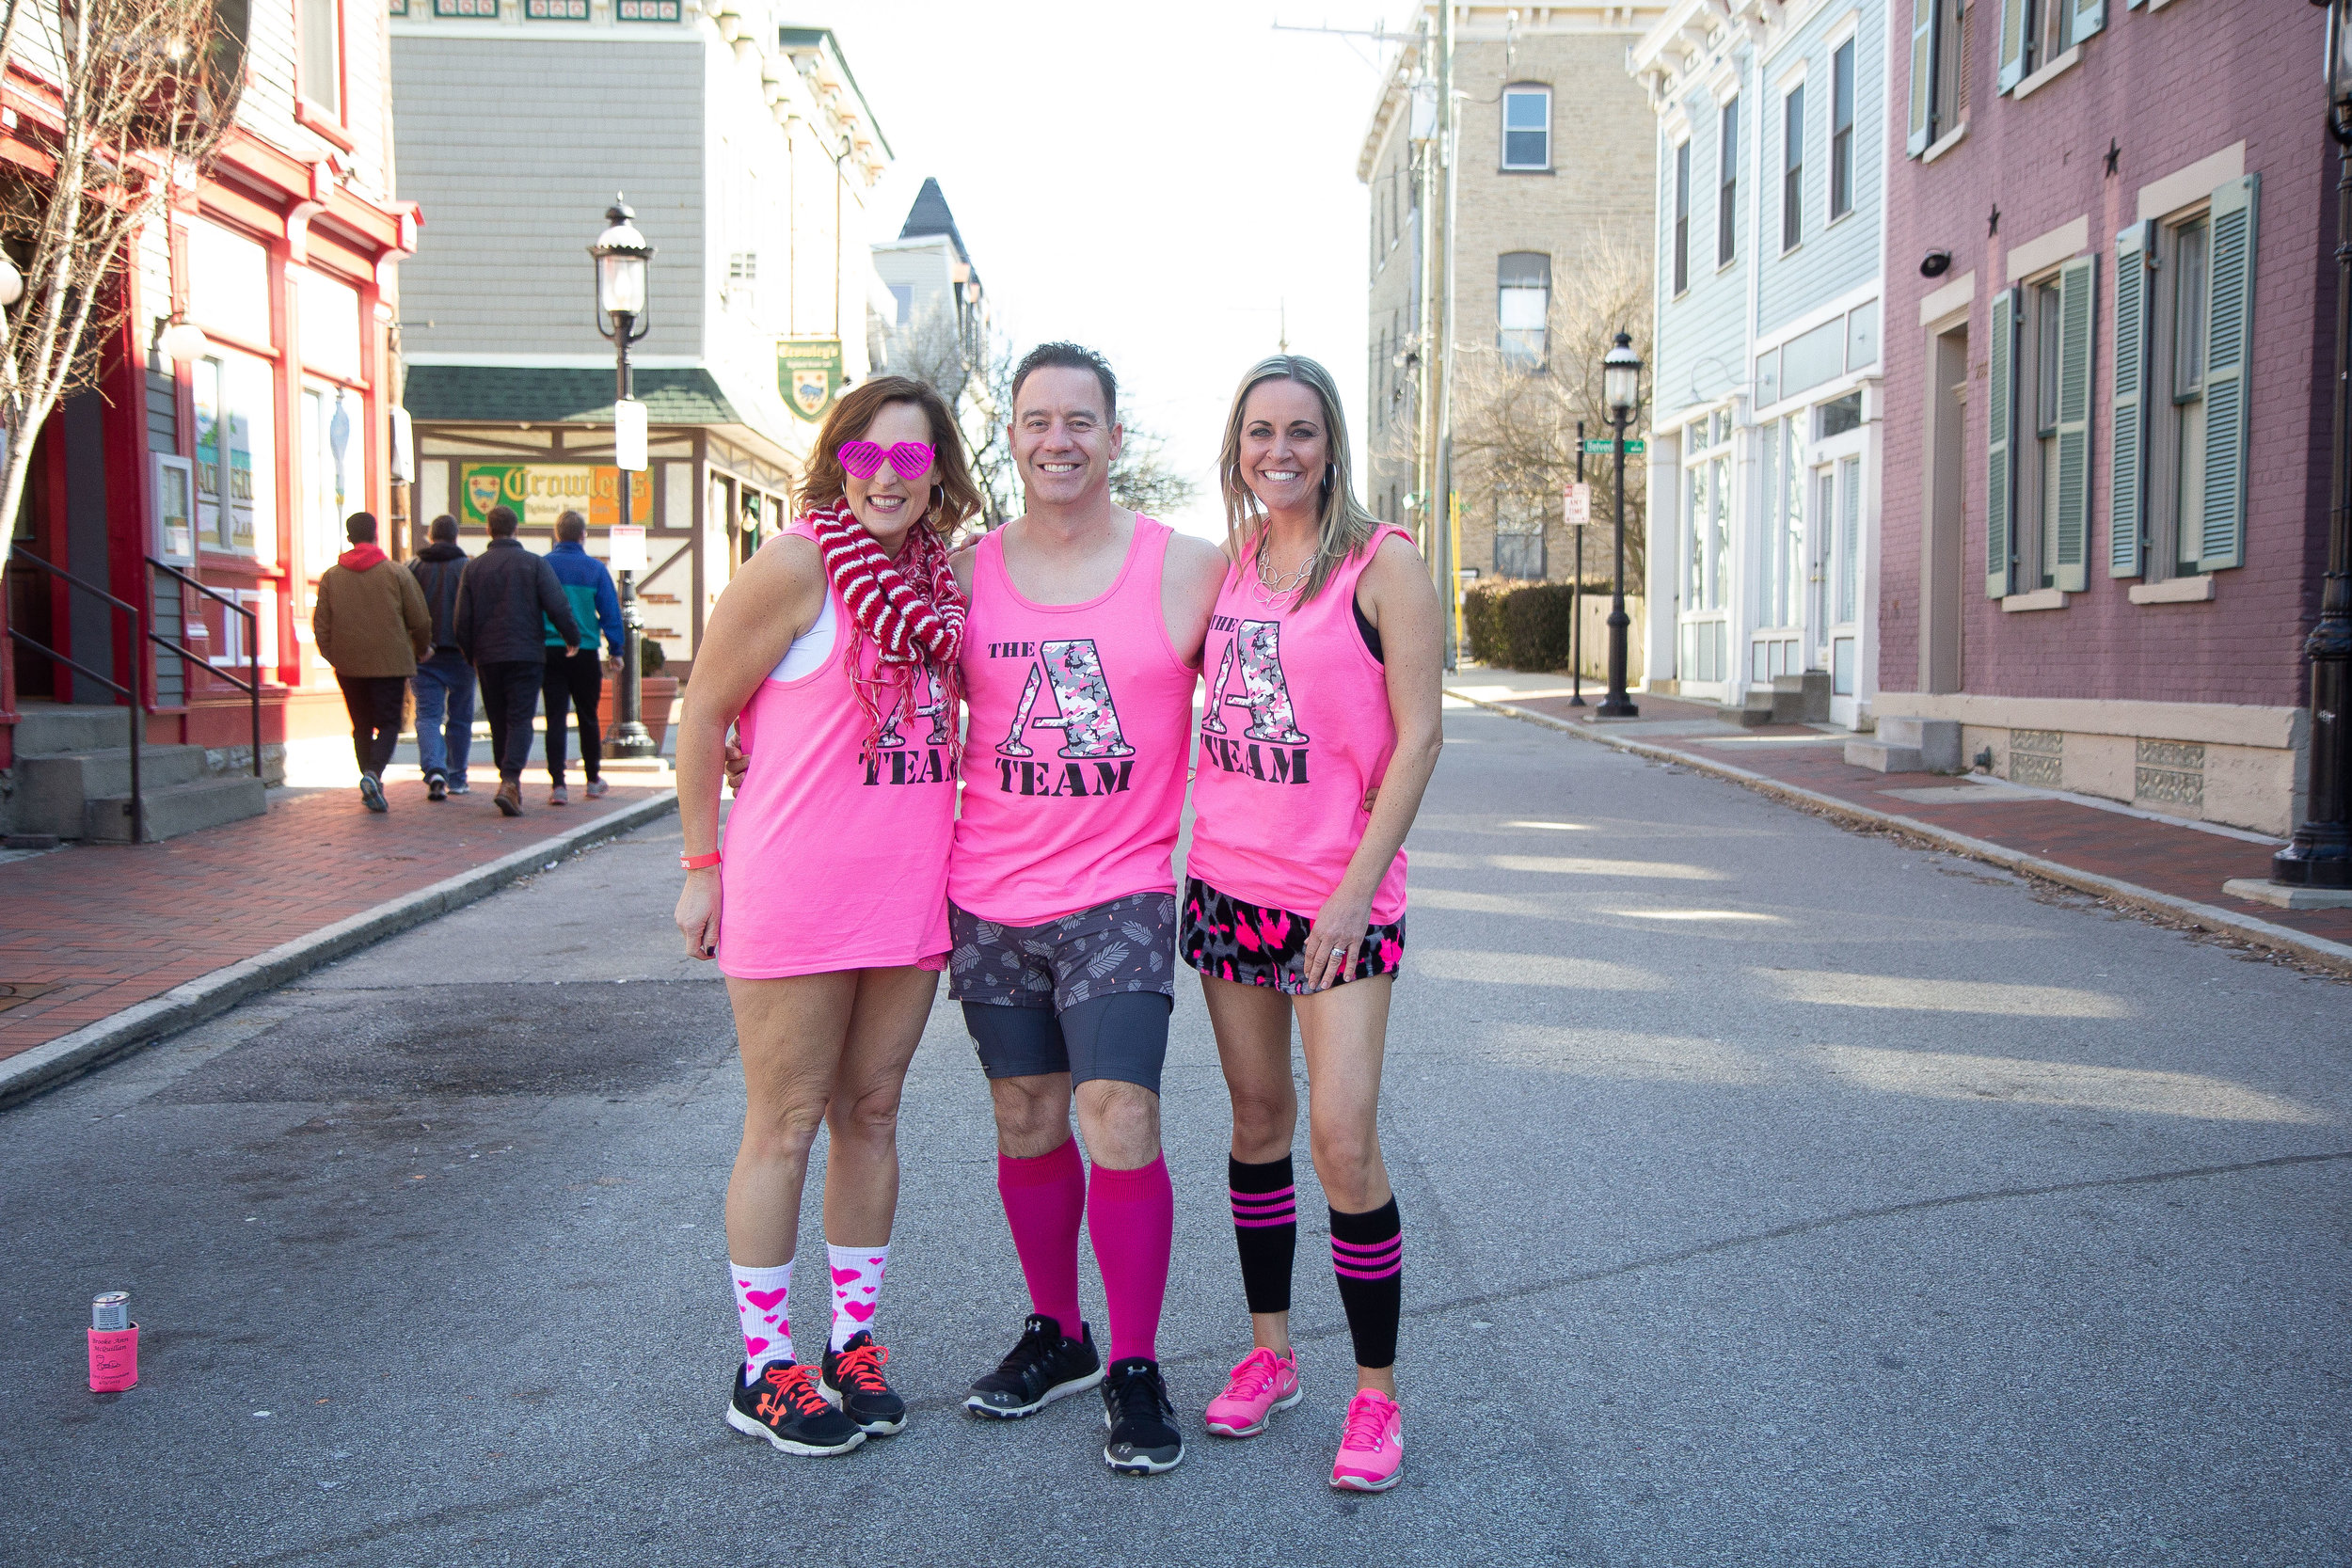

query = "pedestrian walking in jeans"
406;514;476;800
313;511;432;815
541;509;625;805
453;504;580;817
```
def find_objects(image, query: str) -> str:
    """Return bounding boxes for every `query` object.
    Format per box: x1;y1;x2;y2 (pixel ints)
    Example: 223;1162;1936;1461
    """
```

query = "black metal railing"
5;549;144;844
148;557;261;778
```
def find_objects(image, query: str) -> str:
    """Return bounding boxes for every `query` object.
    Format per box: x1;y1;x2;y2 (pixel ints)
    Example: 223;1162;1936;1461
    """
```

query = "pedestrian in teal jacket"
541;510;628;804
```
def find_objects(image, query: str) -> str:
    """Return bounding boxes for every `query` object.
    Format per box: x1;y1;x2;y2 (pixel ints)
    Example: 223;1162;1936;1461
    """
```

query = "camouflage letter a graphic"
1201;621;1309;744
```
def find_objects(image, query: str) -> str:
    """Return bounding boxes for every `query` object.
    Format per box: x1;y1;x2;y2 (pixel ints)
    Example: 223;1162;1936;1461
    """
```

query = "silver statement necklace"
1252;535;1313;603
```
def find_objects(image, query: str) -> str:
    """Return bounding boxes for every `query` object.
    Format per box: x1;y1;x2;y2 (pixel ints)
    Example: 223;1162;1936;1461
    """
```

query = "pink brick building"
1877;0;2332;836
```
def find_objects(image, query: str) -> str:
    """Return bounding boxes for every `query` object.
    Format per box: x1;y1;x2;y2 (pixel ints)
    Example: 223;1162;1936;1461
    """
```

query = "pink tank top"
717;522;954;976
950;516;1196;926
1184;527;1415;924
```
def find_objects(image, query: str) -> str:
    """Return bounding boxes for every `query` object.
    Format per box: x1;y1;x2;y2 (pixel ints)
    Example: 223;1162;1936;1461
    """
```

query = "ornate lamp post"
591;201;657;760
2274;2;2352;891
1598;332;1643;718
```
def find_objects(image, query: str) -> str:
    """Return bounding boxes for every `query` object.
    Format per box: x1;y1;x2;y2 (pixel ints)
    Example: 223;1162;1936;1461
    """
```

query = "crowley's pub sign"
779;338;843;422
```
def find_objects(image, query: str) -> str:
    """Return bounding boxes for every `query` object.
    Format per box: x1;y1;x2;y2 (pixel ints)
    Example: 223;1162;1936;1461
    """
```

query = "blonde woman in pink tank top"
1182;356;1444;1494
673;376;977;1460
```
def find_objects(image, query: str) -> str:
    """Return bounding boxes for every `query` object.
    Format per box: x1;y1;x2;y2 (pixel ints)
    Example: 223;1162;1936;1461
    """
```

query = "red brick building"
0;0;419;821
1877;0;2331;836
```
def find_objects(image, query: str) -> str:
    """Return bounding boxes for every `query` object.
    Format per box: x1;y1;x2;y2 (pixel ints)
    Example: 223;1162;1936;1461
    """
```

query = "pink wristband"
680;850;721;870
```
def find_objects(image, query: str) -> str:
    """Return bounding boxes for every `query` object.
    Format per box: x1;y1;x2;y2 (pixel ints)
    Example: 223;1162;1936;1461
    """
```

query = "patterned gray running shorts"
947;891;1180;1013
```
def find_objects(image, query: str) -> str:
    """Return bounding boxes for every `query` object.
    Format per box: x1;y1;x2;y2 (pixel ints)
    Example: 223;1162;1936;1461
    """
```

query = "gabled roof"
402;366;739;426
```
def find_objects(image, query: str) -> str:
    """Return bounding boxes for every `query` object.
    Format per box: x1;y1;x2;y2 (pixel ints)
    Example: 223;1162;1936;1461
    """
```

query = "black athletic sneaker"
821;1331;906;1435
724;1361;865;1456
426;772;448;802
964;1313;1104;1418
1101;1357;1184;1475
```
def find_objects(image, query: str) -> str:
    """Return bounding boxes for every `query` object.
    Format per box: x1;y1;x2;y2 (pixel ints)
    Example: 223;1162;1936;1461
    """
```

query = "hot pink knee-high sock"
1087;1154;1173;1366
997;1137;1086;1337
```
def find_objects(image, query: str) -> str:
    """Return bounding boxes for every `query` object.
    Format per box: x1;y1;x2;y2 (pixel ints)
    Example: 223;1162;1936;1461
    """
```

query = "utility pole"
1435;0;1457;671
1279;8;1450;646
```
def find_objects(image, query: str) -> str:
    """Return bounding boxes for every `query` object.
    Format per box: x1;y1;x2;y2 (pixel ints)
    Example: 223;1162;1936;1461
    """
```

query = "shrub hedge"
1463;579;1580;671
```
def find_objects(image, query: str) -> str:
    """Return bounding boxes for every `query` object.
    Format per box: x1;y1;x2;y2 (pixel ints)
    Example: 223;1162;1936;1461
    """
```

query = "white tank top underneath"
769;589;837;681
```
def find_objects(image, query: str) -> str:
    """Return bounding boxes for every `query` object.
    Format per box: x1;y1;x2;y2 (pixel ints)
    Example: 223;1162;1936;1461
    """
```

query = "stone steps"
1716;671;1831;728
1846;716;1963;774
82;776;270;844
9;700;268;843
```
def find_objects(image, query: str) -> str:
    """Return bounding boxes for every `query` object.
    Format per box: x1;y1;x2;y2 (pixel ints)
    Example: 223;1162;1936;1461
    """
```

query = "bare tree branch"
1450;226;1654;584
0;0;246;563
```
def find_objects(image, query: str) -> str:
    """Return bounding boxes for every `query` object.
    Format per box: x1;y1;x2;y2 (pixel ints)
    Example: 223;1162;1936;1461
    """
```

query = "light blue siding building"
1630;0;1886;727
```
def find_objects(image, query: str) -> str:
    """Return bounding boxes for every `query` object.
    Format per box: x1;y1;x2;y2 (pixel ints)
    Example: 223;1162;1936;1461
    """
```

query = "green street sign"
1582;437;1645;454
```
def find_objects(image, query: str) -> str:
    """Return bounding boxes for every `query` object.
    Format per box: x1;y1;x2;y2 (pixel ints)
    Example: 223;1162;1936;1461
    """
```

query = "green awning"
402;366;739;426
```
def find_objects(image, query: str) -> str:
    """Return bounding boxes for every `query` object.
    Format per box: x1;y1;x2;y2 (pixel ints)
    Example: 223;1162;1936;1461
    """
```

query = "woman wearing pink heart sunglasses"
674;373;982;1457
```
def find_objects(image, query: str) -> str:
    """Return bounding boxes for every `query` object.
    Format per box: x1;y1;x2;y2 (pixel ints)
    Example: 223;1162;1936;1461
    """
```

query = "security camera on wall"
1920;249;1954;279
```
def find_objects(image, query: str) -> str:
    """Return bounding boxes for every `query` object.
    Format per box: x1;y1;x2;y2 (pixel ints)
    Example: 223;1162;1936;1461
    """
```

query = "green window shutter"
1997;0;2027;93
1987;287;2018;598
1908;0;1936;156
2198;173;2260;571
2109;221;2151;578
2053;254;2096;593
2070;0;2106;44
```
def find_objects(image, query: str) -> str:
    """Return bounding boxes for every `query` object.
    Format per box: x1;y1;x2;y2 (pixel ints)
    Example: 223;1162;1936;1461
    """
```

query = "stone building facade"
1359;4;1663;591
1877;0;2331;836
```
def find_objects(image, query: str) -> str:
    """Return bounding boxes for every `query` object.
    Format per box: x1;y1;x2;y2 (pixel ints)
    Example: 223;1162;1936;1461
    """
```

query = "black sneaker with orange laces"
724;1360;866;1456
820;1330;907;1435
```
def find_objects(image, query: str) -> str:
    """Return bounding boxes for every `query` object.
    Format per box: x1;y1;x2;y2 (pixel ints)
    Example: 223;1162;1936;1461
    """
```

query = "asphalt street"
3;699;2347;1567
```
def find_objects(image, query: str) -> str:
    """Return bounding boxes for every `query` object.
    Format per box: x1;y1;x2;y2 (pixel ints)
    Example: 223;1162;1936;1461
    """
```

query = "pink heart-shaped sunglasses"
836;440;934;481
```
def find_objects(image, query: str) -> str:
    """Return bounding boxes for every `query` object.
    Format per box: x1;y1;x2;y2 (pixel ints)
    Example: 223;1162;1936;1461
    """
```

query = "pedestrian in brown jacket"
314;511;432;813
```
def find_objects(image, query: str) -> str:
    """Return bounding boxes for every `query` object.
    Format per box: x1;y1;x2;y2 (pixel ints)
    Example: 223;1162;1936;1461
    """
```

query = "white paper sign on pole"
608;523;648;573
1564;483;1591;529
613;398;648;472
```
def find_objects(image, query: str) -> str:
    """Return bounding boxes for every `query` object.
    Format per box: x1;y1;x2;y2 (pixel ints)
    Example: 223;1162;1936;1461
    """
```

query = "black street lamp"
1598;332;1642;718
2274;2;2352;890
591;200;657;761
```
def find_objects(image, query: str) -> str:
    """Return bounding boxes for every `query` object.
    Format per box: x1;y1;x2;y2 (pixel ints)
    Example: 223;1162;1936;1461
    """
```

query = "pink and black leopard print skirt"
1180;876;1406;996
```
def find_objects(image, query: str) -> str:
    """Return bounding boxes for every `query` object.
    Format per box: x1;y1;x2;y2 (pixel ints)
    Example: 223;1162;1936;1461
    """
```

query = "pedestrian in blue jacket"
542;508;627;803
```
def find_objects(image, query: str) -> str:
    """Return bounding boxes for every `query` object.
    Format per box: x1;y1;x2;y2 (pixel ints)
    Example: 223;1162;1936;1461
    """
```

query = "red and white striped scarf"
807;498;966;766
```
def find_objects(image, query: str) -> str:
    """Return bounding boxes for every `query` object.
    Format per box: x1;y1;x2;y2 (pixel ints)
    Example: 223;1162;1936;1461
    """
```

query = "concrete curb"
0;790;680;1113
1447;689;2352;979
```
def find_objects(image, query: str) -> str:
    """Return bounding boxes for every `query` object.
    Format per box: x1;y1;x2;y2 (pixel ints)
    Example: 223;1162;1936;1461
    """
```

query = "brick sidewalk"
0;771;675;1063
1452;678;2352;953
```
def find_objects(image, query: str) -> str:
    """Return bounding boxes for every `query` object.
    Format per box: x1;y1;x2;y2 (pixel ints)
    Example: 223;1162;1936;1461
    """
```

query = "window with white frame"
1829;39;1855;221
1780;83;1804;252
1498;252;1550;364
1495;490;1544;579
1678;414;1732;685
1906;0;1968;154
1672;139;1691;294
1717;98;1739;267
2001;0;2106;94
2110;174;2259;581
1986;255;2094;597
1502;85;1551;170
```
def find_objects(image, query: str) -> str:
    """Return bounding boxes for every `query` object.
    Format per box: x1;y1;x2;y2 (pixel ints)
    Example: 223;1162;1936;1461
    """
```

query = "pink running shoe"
1202;1346;1302;1438
1329;1387;1403;1491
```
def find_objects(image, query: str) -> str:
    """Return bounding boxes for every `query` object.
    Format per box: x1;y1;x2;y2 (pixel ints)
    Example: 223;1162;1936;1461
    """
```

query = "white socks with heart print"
826;1243;889;1352
729;1259;794;1374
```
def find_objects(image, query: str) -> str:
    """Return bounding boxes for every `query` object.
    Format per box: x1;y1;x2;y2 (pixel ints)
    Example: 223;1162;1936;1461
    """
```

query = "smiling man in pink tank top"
946;343;1226;1475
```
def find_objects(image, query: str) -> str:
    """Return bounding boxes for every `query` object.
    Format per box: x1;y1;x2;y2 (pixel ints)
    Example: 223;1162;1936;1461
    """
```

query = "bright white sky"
827;1;1406;540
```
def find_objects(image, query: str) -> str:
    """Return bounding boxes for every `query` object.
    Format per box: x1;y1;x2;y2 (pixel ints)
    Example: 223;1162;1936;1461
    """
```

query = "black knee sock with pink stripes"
1329;1197;1403;1370
1228;1155;1296;1315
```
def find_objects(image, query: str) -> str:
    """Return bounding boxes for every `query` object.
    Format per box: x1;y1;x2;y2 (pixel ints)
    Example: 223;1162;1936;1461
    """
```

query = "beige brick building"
1359;4;1663;587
